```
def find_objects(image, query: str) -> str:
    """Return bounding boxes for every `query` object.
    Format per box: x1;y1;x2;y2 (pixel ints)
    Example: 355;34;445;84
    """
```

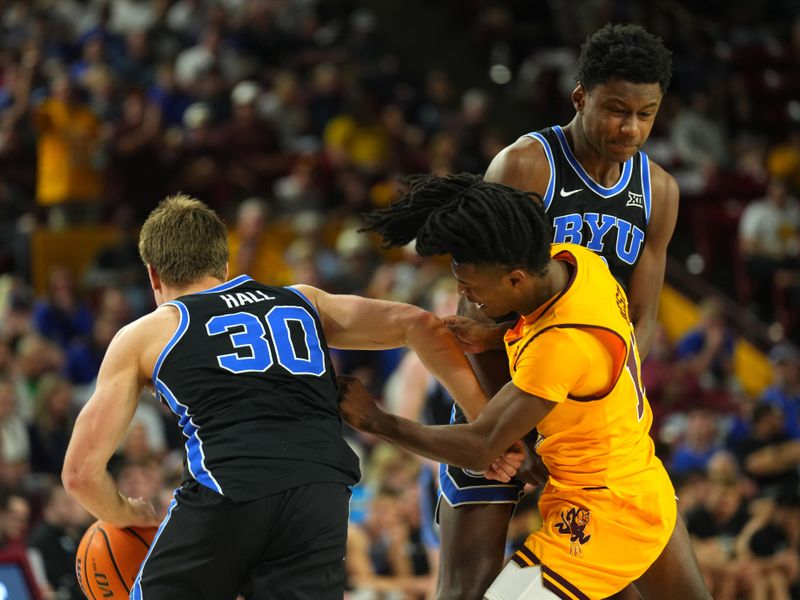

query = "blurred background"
0;0;800;598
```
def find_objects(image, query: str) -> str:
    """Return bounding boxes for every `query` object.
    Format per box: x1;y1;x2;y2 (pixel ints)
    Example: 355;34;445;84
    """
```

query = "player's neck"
563;118;623;187
160;276;227;302
519;260;569;317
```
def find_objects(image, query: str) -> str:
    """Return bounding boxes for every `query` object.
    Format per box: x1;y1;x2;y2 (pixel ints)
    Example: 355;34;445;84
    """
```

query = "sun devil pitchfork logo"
555;507;592;557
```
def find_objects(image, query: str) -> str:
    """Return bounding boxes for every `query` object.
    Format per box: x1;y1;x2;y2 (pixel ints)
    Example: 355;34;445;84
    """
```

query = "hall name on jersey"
220;290;276;309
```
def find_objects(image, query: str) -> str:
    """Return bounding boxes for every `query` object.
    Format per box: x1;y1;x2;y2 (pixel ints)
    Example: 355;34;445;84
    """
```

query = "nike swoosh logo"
560;188;581;197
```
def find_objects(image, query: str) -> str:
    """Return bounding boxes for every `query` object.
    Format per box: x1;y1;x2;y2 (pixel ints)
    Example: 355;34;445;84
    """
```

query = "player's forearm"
404;313;487;421
367;410;495;470
633;313;657;360
62;466;133;526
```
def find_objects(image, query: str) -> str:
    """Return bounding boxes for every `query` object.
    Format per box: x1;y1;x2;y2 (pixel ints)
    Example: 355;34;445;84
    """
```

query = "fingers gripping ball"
75;521;158;598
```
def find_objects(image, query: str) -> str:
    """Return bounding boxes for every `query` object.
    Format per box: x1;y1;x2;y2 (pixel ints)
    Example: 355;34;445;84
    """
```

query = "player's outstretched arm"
339;376;554;471
627;165;679;359
294;285;488;421
62;318;162;528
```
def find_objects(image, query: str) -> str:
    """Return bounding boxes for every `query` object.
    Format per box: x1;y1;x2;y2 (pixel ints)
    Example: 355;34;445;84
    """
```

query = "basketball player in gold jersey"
348;174;709;599
417;25;679;600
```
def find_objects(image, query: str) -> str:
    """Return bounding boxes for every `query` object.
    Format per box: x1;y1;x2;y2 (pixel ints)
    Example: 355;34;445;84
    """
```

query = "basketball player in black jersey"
62;195;516;600
426;24;679;600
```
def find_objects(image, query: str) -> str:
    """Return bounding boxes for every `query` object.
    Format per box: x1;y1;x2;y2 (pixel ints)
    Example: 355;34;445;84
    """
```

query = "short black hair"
577;23;672;92
361;173;552;274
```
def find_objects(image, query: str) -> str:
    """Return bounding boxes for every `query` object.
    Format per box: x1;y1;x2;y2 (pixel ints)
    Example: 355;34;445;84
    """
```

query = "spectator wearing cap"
166;101;226;208
220;81;288;198
762;343;800;438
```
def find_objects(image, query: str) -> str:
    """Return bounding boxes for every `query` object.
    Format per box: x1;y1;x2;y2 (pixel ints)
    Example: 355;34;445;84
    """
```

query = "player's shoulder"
496;135;548;166
117;305;181;350
520;326;594;369
643;157;678;201
639;156;679;238
485;134;549;189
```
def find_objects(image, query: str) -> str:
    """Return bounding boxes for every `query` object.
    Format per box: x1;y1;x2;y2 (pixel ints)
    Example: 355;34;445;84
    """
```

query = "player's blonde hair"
139;194;228;286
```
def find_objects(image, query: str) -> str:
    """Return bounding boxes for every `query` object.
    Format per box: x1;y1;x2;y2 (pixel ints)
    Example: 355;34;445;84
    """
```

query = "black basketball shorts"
437;403;525;516
132;479;351;600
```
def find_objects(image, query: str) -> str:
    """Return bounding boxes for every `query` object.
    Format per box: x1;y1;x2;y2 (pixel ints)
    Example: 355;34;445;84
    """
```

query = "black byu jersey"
153;275;360;502
526;125;652;288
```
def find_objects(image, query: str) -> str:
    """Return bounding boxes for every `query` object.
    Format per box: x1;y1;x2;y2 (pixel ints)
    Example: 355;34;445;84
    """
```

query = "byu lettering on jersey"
153;275;360;502
526;125;652;288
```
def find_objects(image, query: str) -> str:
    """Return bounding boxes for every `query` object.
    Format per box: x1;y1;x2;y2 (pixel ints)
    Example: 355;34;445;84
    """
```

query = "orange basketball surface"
75;520;158;599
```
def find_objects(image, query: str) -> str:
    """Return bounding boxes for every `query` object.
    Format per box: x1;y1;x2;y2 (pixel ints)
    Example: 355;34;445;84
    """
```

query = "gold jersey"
504;244;676;598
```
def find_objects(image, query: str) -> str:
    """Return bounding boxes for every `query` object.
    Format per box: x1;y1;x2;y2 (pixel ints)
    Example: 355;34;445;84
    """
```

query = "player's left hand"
484;441;525;482
337;375;383;433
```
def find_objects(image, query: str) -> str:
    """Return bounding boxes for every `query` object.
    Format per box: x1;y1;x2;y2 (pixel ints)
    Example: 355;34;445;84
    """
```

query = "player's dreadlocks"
361;173;552;275
577;23;672;92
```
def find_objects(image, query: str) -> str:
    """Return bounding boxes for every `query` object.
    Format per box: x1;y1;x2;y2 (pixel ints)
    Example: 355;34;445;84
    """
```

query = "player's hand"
484;441;525;482
337;375;383;433
123;497;160;528
442;315;496;354
517;450;550;487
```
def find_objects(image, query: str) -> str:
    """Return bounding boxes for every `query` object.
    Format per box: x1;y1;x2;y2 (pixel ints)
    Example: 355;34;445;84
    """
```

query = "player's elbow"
402;308;442;343
62;463;86;496
62;458;96;498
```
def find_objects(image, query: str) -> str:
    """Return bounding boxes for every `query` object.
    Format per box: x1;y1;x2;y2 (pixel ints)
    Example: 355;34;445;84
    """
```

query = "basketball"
75;521;158;599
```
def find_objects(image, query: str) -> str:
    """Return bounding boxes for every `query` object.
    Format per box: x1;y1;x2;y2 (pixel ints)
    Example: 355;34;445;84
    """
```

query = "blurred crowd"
0;0;799;599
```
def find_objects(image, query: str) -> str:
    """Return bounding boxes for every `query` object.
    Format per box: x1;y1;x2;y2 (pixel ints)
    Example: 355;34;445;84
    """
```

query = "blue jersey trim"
552;126;633;198
152;301;190;387
156;379;223;494
640;151;652;224
526;132;556;210
197;274;253;294
285;286;320;318
131;496;178;600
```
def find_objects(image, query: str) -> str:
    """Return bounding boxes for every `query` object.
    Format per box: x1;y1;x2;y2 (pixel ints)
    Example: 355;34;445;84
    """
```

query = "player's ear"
572;83;586;113
223;261;230;282
146;264;161;292
508;269;526;288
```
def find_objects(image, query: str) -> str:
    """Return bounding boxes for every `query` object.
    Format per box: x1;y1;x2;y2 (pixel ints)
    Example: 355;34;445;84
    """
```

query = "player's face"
575;78;663;163
451;261;517;319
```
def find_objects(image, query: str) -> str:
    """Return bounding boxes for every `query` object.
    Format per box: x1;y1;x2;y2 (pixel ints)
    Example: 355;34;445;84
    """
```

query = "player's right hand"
484;441;525;482
337;375;383;433
124;497;160;528
517;450;550;487
442;315;495;353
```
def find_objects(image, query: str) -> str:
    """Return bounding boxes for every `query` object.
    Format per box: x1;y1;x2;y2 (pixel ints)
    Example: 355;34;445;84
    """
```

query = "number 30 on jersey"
206;306;326;376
